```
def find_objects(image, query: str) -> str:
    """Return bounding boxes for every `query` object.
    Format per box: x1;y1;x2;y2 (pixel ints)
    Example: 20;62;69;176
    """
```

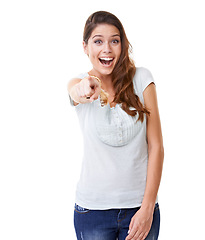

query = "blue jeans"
74;203;160;240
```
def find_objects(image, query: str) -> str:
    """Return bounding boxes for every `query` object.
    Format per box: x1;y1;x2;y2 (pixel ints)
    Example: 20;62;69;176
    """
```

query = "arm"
141;82;164;211
67;78;82;106
67;76;101;105
126;83;164;240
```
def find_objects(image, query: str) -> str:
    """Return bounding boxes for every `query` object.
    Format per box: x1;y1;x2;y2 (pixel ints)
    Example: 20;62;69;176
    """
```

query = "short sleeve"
69;94;77;107
133;67;155;104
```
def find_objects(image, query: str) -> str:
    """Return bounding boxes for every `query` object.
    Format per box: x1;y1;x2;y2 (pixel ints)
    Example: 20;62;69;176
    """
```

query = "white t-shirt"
70;67;157;210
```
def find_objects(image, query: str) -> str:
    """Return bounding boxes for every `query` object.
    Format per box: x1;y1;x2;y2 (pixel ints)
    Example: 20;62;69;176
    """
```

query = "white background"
0;0;205;239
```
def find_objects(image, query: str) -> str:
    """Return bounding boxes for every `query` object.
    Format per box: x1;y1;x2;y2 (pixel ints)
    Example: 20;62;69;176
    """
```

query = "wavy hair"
83;11;150;122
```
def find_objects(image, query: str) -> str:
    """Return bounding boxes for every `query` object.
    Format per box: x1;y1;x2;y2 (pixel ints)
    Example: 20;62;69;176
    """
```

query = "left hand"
125;207;153;240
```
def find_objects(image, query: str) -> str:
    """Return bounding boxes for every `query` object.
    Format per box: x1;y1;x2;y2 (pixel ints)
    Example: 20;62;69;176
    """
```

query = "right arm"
67;76;101;106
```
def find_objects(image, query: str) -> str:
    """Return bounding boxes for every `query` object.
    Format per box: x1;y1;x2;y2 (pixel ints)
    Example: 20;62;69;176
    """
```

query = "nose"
103;42;112;54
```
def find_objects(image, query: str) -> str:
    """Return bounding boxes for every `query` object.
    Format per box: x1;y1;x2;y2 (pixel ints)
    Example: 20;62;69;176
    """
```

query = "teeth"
99;57;113;61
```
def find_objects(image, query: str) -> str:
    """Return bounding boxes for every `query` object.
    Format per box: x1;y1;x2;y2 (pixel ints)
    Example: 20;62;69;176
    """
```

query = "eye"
112;39;120;44
94;39;103;45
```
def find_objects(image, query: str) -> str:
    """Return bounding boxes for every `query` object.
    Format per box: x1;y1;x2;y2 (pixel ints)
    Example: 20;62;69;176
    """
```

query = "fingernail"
127;230;130;234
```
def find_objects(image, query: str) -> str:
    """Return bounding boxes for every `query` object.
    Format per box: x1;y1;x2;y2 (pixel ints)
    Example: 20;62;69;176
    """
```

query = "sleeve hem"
142;80;155;92
69;95;81;108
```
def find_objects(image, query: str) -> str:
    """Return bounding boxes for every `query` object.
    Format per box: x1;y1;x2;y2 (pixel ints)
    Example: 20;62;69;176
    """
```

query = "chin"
100;69;113;76
94;66;115;77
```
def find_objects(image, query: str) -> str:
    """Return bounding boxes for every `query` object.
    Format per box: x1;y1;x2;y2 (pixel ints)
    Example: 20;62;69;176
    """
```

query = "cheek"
89;47;100;62
116;45;122;58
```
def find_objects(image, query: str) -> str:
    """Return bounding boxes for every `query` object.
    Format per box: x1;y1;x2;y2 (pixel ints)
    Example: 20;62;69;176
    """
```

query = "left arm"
126;83;164;240
141;82;164;211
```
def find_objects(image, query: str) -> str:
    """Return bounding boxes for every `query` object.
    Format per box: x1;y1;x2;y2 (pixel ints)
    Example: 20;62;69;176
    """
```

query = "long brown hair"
83;11;150;122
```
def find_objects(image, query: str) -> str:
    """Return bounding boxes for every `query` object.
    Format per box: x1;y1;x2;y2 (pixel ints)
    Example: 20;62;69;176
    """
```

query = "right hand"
75;76;101;102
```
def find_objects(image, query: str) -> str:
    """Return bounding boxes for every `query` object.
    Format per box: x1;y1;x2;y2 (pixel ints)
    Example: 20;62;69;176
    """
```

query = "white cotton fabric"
70;67;157;210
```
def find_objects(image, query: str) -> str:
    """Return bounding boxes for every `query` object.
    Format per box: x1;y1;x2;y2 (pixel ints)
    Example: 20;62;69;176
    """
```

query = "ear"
83;41;89;55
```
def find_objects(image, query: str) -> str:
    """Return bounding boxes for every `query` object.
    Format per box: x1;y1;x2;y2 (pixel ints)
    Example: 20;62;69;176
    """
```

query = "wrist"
141;201;156;214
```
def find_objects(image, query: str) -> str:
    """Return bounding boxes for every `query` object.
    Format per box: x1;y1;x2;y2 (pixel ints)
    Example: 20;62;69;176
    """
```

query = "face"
83;24;121;77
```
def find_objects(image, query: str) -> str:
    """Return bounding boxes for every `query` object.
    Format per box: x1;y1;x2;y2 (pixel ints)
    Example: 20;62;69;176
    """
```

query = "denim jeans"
74;203;160;240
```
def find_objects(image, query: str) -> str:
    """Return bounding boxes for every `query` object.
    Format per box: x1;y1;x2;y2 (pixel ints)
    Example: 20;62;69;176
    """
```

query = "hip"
74;203;160;240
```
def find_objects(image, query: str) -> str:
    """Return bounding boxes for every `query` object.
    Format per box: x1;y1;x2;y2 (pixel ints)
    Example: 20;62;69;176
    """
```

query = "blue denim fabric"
74;203;160;240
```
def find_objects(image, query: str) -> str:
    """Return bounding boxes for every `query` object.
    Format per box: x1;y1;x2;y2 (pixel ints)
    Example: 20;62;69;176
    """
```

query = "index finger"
90;87;101;101
125;228;137;240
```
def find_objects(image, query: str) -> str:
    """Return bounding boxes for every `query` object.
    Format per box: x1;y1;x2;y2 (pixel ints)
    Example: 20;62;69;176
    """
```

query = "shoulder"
135;67;153;77
134;67;154;86
133;67;155;93
68;72;89;86
132;67;155;104
74;72;89;79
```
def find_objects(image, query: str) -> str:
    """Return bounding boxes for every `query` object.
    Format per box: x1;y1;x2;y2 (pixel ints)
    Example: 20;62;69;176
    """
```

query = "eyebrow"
92;34;120;39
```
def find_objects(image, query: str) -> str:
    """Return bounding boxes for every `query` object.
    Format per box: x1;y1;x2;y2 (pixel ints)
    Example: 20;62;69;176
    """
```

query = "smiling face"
83;24;121;77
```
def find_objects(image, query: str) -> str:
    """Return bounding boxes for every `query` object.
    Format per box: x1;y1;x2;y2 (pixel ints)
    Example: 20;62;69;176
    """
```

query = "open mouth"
99;57;114;66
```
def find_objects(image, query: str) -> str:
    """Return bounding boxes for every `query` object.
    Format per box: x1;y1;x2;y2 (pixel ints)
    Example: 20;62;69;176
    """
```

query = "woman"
68;11;164;240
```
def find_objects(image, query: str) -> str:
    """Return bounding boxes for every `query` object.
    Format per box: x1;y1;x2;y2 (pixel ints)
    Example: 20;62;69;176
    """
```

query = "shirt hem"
75;199;158;210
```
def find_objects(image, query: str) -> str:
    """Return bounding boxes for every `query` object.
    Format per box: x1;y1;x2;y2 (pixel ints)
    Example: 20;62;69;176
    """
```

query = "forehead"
90;24;120;38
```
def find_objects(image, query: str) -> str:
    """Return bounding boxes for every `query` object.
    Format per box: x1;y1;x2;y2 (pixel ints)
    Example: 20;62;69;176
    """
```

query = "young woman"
68;11;164;240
